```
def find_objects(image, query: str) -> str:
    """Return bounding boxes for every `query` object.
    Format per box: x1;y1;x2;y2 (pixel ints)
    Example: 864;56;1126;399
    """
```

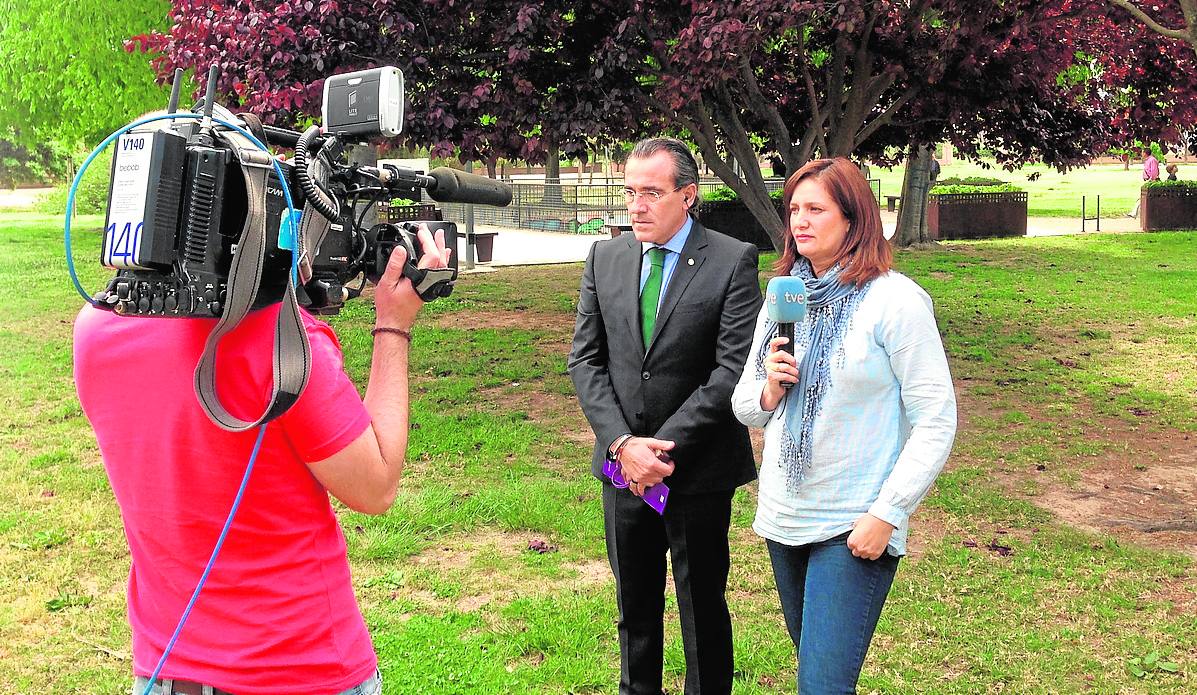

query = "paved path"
461;211;1145;268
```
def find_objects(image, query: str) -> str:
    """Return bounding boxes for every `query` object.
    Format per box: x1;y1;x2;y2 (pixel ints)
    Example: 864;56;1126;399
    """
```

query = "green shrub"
936;176;1007;187
1142;179;1197;190
0;135;73;188
702;186;786;203
703;186;739;202
930;183;1022;195
36;149;112;215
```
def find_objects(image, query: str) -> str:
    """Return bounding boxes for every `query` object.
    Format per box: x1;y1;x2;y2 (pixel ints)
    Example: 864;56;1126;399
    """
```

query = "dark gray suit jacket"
568;221;762;494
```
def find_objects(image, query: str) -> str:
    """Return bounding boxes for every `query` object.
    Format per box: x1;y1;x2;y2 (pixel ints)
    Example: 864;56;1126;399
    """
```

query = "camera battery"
103;129;186;270
322;66;403;138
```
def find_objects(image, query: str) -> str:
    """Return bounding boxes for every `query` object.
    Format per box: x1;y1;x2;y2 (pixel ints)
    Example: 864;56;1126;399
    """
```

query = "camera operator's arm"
308;226;450;514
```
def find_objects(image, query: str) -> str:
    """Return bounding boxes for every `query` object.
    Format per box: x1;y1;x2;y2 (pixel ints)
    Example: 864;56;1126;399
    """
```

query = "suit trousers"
602;483;736;695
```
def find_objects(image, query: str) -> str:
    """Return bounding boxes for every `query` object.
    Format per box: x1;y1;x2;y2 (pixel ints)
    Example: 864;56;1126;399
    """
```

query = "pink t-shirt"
1144;155;1160;181
74;304;375;694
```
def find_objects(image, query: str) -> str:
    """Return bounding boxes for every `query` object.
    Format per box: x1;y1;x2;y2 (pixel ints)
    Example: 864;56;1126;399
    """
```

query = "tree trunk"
543;137;562;204
894;145;934;247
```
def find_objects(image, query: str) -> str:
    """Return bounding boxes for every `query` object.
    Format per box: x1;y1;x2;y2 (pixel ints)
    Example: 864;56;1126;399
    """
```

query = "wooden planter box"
694;200;779;251
928;192;1027;240
1141;188;1197;231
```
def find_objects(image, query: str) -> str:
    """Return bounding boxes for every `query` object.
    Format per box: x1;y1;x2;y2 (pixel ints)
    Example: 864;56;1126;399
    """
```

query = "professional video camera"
97;65;512;318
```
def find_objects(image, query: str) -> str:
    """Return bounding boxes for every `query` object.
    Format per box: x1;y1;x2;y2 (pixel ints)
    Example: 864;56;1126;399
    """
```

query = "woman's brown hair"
774;157;892;286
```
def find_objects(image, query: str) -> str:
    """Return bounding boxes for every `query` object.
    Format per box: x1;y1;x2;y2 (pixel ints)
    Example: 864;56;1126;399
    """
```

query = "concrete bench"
885;195;902;212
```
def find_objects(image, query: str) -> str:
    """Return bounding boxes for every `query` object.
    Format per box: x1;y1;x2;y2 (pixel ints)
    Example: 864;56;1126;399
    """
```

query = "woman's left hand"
847;513;896;560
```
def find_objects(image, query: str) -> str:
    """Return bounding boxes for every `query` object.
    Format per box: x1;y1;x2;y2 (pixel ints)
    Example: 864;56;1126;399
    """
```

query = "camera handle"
406;264;457;302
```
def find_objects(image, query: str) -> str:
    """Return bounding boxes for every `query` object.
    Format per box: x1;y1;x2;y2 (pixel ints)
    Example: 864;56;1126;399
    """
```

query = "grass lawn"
870;159;1197;219
2;214;1195;693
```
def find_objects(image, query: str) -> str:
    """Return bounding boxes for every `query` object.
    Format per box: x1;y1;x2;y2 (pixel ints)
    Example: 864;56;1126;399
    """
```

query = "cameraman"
74;227;450;695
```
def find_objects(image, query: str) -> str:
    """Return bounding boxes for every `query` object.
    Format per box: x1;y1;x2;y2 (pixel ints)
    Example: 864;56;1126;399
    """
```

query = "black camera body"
95;66;499;318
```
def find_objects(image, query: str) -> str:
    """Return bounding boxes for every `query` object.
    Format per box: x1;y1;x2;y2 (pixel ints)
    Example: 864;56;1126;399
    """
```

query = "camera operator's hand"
374;225;451;330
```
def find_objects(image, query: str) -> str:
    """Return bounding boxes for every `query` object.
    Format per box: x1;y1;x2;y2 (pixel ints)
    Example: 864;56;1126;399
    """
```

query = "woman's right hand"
760;336;800;411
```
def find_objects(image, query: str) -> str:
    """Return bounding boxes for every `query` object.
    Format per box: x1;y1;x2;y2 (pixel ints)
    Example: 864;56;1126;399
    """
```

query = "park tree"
0;0;172;154
140;1;1197;249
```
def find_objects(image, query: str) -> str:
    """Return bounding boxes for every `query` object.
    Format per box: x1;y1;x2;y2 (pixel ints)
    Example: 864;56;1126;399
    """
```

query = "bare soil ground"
956;387;1197;560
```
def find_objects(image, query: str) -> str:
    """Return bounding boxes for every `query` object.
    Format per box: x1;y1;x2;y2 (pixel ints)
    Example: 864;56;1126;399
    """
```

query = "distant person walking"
1166;163;1178;181
1143;148;1160;181
1129;147;1161;218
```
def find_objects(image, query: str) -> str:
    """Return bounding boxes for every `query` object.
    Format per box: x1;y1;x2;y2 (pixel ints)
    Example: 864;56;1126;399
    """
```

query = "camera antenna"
197;65;219;144
166;68;184;114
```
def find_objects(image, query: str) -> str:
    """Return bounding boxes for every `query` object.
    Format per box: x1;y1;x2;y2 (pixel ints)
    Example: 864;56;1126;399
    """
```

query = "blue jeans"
132;670;381;695
766;534;899;694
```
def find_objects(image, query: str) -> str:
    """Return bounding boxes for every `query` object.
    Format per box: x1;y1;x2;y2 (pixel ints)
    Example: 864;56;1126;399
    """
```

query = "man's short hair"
628;138;700;189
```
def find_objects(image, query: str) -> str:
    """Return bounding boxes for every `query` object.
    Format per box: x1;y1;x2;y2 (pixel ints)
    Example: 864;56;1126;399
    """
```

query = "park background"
3;1;1197;693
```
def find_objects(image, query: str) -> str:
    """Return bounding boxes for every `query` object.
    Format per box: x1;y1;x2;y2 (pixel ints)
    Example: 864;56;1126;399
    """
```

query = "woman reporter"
732;158;956;692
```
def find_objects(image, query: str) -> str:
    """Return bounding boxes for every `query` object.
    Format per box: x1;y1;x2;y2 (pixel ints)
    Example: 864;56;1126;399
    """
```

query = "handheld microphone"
765;276;808;388
425;167;514;206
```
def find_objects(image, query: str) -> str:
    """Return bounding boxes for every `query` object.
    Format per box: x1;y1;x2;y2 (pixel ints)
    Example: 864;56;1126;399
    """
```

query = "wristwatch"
608;433;633;460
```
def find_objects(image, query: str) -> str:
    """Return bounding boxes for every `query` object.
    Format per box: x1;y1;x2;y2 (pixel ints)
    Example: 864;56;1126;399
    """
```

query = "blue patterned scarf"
754;259;872;490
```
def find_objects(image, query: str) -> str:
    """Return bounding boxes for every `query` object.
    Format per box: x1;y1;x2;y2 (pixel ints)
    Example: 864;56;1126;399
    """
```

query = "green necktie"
641;246;666;348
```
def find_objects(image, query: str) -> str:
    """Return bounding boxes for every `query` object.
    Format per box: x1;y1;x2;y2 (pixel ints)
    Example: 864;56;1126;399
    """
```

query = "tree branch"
795;25;827;162
1107;0;1190;41
853;83;922;149
737;55;798;166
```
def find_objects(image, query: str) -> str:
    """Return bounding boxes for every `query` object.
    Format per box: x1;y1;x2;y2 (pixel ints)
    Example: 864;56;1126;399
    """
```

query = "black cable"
294;126;339;220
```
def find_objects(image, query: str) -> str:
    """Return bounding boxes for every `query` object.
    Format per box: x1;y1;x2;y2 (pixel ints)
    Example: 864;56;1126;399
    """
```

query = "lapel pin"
687;258;694;266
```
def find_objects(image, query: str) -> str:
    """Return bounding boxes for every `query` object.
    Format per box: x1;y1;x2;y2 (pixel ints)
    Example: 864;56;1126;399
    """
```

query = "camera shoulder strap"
193;128;312;432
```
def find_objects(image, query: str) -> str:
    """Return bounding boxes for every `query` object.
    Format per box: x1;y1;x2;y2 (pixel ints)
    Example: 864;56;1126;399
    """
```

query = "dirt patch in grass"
406;529;609;614
429;309;575;335
955;387;1197;559
476;383;593;451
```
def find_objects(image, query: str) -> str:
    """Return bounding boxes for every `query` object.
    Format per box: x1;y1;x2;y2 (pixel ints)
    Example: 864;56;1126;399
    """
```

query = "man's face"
624;152;697;245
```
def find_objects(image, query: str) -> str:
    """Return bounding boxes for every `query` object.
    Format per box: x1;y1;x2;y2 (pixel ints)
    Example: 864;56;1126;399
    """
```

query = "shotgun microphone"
765;276;808;388
424;167;514;206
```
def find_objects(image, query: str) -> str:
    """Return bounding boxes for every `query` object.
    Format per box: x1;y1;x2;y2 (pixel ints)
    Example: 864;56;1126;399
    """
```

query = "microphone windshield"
425;167;513;206
765;276;808;324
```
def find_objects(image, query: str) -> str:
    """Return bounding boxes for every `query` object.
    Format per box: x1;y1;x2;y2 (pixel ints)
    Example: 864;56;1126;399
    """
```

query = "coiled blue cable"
62;112;302;695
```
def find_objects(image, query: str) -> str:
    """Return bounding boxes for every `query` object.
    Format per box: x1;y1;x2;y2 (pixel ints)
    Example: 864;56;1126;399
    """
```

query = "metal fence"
433;178;787;233
427;176;882;233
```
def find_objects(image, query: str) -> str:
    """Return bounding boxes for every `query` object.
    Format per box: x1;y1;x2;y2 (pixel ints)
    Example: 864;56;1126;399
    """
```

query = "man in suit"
569;138;762;694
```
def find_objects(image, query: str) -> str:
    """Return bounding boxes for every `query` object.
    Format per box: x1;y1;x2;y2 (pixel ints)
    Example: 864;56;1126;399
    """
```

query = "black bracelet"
370;326;412;342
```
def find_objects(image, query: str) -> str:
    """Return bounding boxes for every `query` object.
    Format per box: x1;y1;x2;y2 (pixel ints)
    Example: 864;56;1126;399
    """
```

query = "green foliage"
1127;650;1181;679
703;186;739;202
0;0;173;150
702;187;785;203
937;176;1007;187
35;148;111;214
931;183;1023;195
1143;179;1197;190
0;132;73;187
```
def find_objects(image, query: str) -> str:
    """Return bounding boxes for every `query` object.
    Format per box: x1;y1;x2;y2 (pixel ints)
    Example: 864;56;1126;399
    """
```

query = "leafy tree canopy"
139;1;1197;249
0;0;173;151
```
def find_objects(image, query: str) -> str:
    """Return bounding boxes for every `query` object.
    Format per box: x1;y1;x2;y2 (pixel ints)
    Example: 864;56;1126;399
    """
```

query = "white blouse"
732;271;957;556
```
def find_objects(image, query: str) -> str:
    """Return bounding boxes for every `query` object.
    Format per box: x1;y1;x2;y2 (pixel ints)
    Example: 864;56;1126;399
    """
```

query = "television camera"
98;65;512;318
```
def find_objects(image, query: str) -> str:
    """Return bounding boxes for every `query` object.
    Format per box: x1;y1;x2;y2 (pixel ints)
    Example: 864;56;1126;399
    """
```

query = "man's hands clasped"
617;437;675;497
